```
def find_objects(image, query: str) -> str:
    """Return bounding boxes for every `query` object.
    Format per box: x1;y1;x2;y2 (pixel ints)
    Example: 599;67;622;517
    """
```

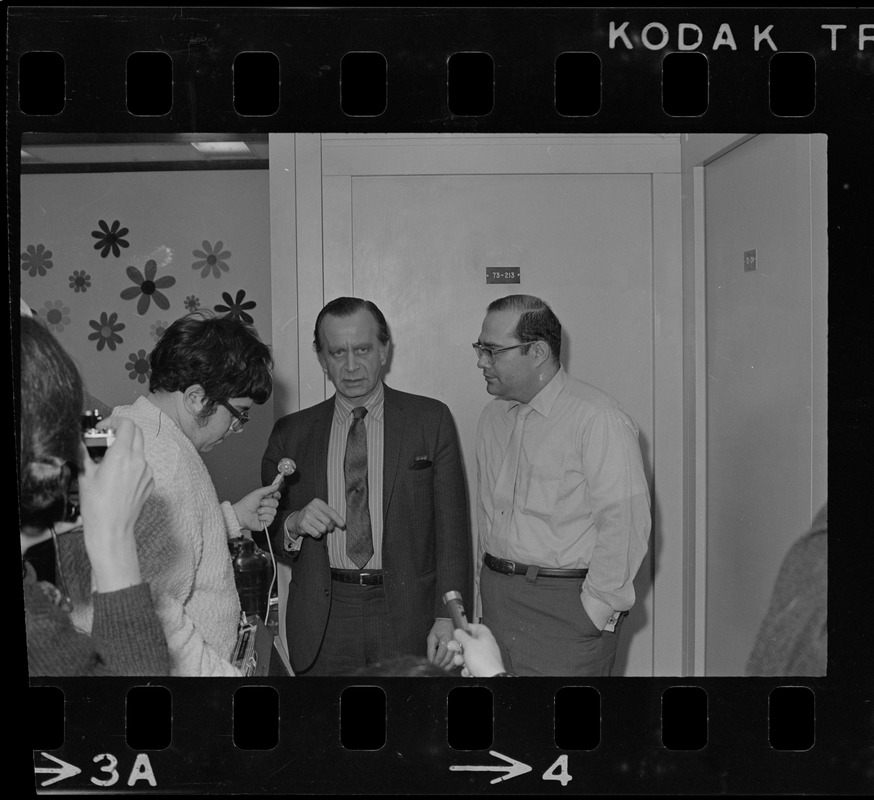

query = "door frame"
680;133;756;675
271;132;689;675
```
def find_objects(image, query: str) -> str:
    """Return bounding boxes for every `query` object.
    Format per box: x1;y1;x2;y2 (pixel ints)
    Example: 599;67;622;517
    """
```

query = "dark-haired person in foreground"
262;297;471;675
19;315;168;676
69;312;280;676
474;295;651;676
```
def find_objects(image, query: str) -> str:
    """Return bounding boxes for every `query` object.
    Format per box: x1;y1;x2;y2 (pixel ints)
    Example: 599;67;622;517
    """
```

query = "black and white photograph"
9;6;871;796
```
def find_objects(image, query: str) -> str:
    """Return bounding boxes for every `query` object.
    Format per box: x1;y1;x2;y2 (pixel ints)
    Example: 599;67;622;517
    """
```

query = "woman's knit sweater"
71;396;243;676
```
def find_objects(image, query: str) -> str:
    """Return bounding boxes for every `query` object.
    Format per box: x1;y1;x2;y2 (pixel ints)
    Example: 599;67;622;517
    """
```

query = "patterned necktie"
344;406;373;568
492;404;533;535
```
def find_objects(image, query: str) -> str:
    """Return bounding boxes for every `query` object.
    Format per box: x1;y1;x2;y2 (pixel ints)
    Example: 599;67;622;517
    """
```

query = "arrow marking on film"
450;750;533;784
35;752;82;787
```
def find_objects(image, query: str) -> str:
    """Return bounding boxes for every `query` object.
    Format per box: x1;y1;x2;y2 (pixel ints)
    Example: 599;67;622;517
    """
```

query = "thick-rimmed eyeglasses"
217;399;250;433
471;341;531;364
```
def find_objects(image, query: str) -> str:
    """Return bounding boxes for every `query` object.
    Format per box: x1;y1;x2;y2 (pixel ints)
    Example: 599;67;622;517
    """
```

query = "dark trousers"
299;581;399;676
480;566;625;677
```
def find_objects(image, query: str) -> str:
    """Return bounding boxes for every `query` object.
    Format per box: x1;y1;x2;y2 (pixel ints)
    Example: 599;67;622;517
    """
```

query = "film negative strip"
9;5;872;795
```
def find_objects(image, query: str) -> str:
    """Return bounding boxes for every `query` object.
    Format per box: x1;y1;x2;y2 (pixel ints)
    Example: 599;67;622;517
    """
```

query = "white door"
704;134;828;675
272;134;685;676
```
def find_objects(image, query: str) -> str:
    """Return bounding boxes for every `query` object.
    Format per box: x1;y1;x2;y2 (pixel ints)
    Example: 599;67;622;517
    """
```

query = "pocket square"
409;456;432;470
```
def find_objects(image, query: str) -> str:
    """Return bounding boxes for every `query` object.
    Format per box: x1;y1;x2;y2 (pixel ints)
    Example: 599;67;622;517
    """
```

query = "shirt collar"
333;380;385;422
508;366;566;419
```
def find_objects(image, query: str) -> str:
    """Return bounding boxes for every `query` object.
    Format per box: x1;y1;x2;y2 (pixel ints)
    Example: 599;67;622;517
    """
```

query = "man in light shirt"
474;294;651;676
262;297;471;675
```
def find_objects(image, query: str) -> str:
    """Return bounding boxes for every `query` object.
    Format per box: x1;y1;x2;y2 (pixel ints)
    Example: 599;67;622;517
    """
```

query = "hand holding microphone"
451;623;507;678
441;590;508;677
233;458;295;532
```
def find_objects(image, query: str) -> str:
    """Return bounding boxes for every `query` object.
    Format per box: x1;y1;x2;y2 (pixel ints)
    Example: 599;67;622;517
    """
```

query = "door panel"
339;172;656;675
704;134;827;675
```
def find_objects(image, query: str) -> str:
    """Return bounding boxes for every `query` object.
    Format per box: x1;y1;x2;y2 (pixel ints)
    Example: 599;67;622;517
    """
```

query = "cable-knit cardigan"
72;396;243;676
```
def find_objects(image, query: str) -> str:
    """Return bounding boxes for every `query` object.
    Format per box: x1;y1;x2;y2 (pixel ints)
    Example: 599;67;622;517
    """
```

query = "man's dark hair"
149;311;273;417
313;297;391;354
487;294;562;362
19;316;84;529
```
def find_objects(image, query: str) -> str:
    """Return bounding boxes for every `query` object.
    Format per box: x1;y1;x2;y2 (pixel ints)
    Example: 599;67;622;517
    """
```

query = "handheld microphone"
443;590;471;633
271;457;297;488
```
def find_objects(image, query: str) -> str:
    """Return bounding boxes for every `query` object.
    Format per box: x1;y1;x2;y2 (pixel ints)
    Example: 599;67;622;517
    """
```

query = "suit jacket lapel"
310;397;334;503
382;385;403;519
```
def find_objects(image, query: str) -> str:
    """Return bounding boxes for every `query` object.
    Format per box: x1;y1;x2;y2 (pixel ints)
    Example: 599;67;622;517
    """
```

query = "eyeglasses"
471;341;531;364
217;399;250;433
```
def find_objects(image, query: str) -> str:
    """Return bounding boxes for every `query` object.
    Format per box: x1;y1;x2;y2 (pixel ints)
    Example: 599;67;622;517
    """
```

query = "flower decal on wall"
192;240;232;278
69;270;92;293
215;290;256;324
120;259;176;315
21;244;54;277
91;219;130;258
88;312;125;352
125;350;151;384
149;320;170;342
40;300;71;333
184;295;201;312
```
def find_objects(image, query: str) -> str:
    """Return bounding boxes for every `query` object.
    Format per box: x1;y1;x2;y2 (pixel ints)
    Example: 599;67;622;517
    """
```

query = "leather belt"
330;569;384;586
484;552;588;579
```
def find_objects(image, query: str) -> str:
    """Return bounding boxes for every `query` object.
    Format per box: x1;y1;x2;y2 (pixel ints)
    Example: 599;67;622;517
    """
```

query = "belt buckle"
359;572;370;584
497;558;516;575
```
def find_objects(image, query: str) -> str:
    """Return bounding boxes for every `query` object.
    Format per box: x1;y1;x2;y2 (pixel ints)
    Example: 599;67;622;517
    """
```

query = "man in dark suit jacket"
262;297;471;675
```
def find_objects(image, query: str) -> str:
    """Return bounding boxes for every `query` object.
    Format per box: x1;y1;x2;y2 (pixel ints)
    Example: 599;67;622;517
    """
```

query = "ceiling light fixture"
190;141;253;157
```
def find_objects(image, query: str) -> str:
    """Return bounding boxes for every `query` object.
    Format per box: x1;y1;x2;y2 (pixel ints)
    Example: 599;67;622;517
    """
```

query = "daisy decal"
69;270;92;293
88;312;125;352
91;219;130;258
40;300;71;333
215;289;256;324
125;349;151;384
120;259;176;315
184;295;201;312
192;240;231;278
21;244;53;277
149;320;170;342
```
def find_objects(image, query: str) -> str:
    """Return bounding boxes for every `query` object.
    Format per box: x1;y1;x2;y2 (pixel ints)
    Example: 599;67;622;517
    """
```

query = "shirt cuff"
283;513;303;552
221;501;243;540
580;589;615;632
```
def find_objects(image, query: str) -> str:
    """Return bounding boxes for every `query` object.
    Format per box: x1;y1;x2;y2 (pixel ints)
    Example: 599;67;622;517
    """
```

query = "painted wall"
703;134;828;675
19;169;273;503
